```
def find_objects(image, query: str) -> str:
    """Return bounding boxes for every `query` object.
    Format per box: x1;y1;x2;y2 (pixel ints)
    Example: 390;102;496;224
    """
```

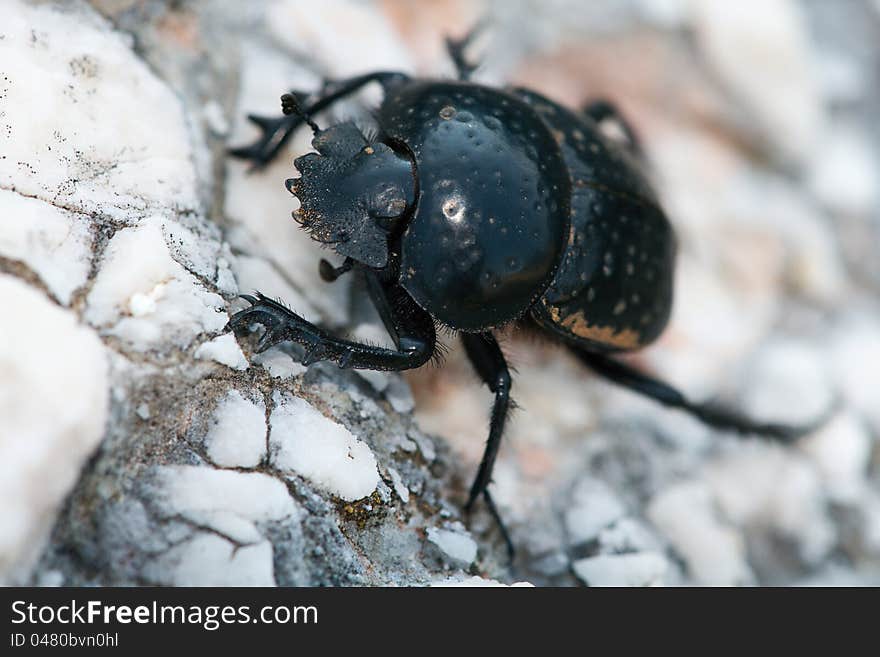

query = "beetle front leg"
227;288;435;372
460;332;514;558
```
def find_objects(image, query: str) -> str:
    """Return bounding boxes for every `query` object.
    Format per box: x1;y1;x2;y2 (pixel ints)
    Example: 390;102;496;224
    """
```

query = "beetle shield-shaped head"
287;122;415;269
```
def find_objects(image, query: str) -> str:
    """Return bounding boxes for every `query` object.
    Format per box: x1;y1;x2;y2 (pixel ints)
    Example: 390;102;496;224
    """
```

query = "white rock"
705;447;835;564
156;465;297;526
816;51;865;104
808;125;880;216
740;339;832;427
85;217;227;350
0;190;92;305
356;369;391;394
828;313;880;430
136;403;151;420
270;395;380;501
573;552;669;587
154;465;294;581
35;570;65;587
252;348;307;379
181;511;264;545
128;291;159;317
800;412;871;504
692;0;823;163
265;0;414;79
162;220;222;283
0;0;197;221
648;481;754;586
411;433;436;462
637;0;691;28
386;376;416;414
598;518;664;554
204;391;267;469
0;275;108;583
427;526;478;565
862;491;880;555
723;171;847;302
564;477;626;546
194;334;249;371
202;100;229;137
508;357;596;446
386;467;410;504
646;247;771;396
215;251;238;296
430;576;534;588
150;534;275;586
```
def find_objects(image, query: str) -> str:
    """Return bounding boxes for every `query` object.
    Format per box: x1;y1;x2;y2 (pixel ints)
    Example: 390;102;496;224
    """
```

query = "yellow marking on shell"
542;300;641;349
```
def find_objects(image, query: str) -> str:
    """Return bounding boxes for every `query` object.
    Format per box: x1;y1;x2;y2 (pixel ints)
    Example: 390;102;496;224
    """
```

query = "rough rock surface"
1;0;878;586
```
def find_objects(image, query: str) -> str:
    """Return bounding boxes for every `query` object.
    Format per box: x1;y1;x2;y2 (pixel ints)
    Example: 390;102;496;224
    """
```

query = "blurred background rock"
1;0;878;586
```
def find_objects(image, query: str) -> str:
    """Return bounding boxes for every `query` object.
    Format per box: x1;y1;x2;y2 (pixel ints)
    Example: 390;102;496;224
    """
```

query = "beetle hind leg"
445;20;487;81
572;349;830;441
582;99;643;157
460;332;515;559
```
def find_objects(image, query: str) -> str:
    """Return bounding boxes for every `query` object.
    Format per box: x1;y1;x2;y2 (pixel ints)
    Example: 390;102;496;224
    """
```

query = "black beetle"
227;27;821;556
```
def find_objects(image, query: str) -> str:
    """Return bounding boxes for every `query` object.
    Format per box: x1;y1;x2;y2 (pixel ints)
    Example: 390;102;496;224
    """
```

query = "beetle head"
287;121;415;269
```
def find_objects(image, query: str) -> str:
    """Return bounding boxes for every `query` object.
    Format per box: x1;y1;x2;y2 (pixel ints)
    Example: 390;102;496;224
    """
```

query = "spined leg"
582;99;643;156
228;71;409;170
227;283;435;371
460;332;514;557
318;257;353;282
445;21;487;81
572;349;828;441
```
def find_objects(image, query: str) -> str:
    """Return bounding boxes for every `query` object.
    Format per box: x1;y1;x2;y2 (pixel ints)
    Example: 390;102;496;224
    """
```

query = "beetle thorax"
379;80;573;330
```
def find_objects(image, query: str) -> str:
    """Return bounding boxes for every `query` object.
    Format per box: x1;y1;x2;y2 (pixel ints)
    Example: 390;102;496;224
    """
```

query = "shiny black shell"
378;80;572;331
513;88;676;352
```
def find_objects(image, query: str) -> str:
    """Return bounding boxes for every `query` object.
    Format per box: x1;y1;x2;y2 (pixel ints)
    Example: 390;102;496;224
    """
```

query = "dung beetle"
227;27;822;557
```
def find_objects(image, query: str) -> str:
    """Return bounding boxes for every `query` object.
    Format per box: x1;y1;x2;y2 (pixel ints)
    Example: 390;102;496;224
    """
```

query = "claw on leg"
227;112;303;171
227;293;294;354
225;287;436;372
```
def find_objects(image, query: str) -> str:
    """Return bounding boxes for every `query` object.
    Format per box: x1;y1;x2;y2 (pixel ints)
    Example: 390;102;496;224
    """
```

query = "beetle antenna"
281;93;320;135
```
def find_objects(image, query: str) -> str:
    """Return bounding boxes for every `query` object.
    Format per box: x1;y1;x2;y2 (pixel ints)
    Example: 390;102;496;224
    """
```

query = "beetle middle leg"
571;349;827;441
227;276;435;371
460;332;515;558
582;99;643;156
318;257;354;282
229;71;409;170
